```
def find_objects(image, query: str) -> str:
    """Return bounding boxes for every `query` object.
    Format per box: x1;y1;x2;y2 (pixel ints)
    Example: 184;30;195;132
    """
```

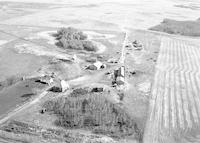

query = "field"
144;35;200;143
0;0;200;143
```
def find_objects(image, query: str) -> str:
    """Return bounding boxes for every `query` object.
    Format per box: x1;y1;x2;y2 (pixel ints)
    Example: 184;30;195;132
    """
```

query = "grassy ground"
0;79;47;116
149;18;200;37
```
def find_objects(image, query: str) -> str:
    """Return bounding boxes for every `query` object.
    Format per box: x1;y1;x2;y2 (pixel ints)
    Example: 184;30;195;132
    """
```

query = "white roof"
93;61;103;68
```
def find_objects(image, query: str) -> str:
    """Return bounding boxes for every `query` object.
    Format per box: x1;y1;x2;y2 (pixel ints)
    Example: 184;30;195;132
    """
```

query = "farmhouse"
87;61;106;70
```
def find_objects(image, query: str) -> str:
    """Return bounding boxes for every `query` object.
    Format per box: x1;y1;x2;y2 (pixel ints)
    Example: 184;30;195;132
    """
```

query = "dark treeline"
43;88;138;138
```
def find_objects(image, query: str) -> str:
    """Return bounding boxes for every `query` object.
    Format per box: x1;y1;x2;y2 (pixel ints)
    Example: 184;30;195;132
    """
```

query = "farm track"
144;37;200;143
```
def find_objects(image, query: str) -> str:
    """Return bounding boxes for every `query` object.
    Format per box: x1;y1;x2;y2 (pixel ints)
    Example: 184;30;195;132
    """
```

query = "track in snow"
144;37;200;143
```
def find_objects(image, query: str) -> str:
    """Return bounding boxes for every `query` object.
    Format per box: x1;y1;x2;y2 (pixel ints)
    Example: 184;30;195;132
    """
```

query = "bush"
43;90;136;138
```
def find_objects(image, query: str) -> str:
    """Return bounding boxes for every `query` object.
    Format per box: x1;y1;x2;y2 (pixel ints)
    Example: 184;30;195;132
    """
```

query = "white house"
87;61;105;70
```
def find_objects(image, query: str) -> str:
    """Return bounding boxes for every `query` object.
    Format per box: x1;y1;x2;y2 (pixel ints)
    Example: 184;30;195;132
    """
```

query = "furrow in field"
163;72;170;129
173;40;185;129
170;72;177;129
190;45;200;122
163;39;170;129
180;41;192;129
